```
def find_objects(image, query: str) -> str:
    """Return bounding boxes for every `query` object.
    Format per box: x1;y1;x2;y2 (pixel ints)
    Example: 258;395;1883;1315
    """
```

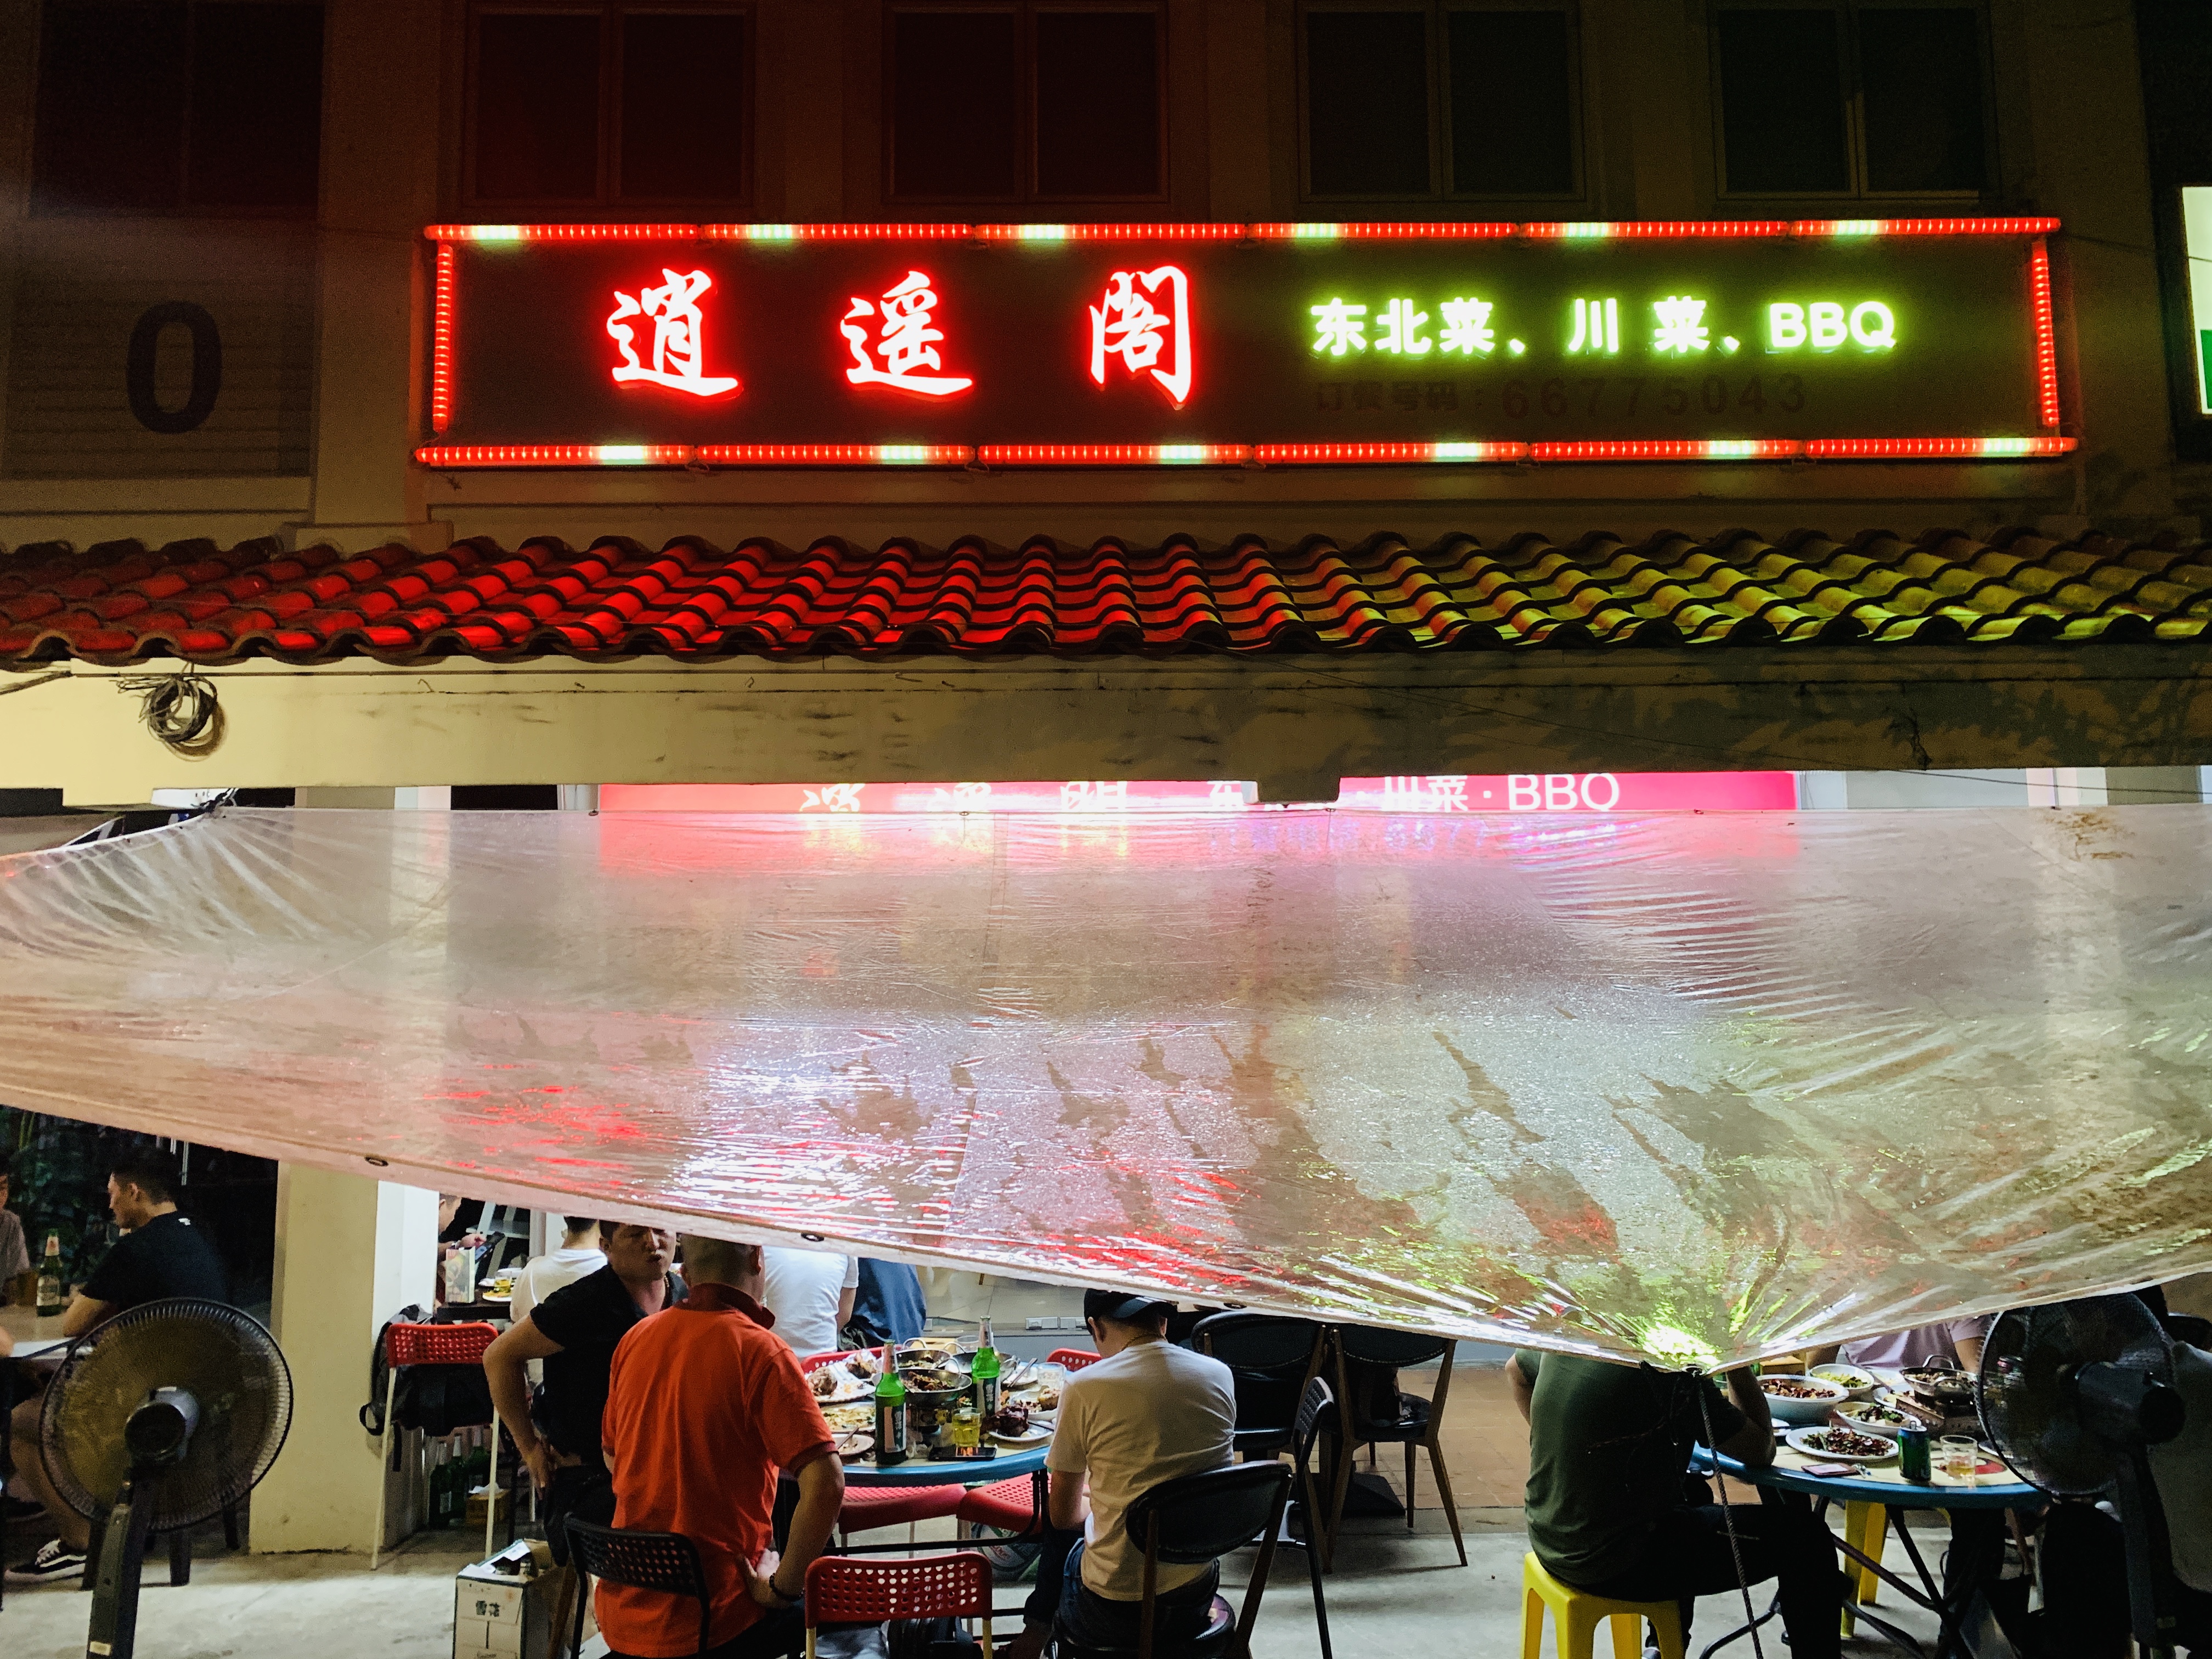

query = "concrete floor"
1;1511;1958;1659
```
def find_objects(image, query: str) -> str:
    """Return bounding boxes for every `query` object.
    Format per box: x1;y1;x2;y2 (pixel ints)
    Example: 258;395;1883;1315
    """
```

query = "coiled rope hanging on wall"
117;670;223;755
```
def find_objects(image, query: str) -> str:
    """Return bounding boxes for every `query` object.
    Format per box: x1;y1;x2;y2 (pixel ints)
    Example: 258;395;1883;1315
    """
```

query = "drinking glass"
1938;1435;1979;1485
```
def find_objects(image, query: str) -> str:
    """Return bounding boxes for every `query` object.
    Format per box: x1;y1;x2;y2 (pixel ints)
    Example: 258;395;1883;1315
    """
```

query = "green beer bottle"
972;1319;1002;1420
874;1344;909;1465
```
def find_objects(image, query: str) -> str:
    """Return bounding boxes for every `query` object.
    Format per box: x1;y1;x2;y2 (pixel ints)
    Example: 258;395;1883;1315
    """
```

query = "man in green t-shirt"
1511;1350;1844;1658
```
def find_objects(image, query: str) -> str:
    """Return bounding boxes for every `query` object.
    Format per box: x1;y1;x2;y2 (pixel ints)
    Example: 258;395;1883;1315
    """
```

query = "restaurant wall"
0;0;2193;563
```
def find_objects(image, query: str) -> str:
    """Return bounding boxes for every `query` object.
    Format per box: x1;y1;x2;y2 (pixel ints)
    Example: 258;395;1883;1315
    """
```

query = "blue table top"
842;1442;1051;1488
1694;1445;2043;1511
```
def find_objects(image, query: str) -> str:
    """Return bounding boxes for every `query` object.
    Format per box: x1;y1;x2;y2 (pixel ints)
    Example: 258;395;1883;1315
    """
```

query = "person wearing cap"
1003;1291;1236;1659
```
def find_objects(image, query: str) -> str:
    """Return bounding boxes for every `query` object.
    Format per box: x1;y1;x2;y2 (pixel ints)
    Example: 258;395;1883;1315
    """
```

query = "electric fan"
1978;1294;2187;1657
37;1297;293;1659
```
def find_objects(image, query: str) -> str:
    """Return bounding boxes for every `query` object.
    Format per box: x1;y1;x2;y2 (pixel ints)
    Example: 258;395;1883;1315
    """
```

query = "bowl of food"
1758;1373;1851;1424
1786;1425;1897;1465
897;1365;970;1406
1832;1399;1912;1439
1899;1366;1977;1411
1809;1363;1877;1400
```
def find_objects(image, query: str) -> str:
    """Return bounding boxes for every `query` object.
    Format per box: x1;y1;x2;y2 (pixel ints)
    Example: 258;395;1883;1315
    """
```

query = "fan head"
42;1297;292;1533
1980;1294;2172;1496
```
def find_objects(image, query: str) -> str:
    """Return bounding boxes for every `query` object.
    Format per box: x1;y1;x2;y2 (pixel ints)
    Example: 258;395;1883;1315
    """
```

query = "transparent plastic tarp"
0;805;2206;1368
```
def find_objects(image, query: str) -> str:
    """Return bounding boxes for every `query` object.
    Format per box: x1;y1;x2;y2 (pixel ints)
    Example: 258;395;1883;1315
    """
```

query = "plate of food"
809;1365;871;1404
833;1429;876;1464
1787;1426;1898;1465
1809;1364;1877;1399
1833;1400;1913;1439
987;1401;1052;1447
821;1403;872;1433
1757;1374;1851;1424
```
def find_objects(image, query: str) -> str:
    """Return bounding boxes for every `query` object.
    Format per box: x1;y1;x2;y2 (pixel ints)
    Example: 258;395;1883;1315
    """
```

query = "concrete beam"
3;646;2208;805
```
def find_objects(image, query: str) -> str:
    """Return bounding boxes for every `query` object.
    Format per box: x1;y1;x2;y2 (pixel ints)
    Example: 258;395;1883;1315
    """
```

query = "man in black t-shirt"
483;1223;681;1564
7;1151;230;1586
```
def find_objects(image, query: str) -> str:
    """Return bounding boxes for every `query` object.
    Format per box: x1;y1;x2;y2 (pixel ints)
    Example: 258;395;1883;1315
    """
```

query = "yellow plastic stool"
1840;1500;1888;1635
1521;1552;1686;1659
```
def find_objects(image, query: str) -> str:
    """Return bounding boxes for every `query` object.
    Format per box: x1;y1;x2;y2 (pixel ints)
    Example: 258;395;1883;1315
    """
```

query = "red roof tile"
1;528;2207;665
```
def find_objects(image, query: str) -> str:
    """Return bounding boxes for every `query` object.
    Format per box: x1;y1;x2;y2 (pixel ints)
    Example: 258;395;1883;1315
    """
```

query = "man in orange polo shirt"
599;1235;846;1659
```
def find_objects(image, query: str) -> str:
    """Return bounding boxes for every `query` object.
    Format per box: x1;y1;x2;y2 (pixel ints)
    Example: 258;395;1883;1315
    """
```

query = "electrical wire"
116;672;222;753
1696;1376;1770;1659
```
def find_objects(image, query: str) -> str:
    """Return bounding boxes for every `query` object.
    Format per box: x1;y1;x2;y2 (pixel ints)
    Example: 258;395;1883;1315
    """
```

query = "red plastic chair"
803;1347;963;1544
1045;1348;1101;1372
805;1551;995;1658
371;1322;499;1569
955;1471;1048;1536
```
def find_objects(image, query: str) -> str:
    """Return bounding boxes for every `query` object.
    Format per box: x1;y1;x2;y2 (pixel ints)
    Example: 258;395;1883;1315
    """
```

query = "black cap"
1084;1289;1172;1325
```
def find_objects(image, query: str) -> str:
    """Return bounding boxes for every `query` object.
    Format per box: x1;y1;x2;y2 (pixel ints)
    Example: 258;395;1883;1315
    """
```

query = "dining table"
1692;1439;2044;1659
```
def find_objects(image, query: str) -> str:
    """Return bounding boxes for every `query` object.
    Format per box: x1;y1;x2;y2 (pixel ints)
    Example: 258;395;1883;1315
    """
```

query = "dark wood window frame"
1709;0;1996;202
461;1;755;215
882;1;1170;207
1295;0;1585;206
28;0;326;219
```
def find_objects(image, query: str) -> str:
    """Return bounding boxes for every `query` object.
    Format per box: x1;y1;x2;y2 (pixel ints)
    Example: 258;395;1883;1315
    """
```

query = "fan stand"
83;1465;168;1659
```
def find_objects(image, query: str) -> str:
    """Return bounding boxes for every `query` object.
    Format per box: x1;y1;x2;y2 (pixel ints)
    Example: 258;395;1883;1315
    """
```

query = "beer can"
1898;1425;1932;1484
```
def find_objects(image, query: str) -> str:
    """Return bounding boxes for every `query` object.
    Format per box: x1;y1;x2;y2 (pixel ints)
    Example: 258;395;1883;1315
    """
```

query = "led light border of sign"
421;218;2071;465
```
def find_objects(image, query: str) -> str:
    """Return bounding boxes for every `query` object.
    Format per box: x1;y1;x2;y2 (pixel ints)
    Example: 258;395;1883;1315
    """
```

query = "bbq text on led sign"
420;219;2068;469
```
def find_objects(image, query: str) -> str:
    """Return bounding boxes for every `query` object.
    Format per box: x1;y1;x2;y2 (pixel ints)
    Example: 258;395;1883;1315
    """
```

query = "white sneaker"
5;1538;87;1584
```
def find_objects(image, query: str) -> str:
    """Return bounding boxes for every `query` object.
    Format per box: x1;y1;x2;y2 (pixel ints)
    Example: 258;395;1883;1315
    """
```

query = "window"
886;4;1164;203
1301;4;1580;201
1714;5;1988;198
31;2;324;216
466;5;751;208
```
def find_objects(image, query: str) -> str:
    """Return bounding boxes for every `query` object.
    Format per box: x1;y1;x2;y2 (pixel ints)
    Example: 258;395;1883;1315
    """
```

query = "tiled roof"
2;528;2208;665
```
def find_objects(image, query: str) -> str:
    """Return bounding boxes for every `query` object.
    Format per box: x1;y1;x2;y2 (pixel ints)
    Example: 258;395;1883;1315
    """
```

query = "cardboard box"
456;1542;569;1659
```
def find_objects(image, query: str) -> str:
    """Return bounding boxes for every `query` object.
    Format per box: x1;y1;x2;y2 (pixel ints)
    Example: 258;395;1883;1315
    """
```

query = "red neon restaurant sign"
419;219;2068;470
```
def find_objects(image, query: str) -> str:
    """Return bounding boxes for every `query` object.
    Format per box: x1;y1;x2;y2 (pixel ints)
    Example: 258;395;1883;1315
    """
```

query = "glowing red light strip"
413;444;696;467
974;444;1251;465
1528;439;1802;461
973;223;1246;242
1790;217;2063;237
1522;221;1790;239
1245;222;1517;241
694;444;974;465
423;223;702;242
1251;442;1528;464
1802;437;2076;458
430;242;456;434
2029;239;2061;431
701;223;973;241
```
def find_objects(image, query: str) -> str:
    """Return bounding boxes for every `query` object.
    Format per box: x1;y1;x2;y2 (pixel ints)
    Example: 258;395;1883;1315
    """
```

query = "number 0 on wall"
126;302;223;435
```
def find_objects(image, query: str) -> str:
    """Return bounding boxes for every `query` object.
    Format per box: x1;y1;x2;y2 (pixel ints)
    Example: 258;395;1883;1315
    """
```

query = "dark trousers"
2041;1500;2212;1657
1569;1503;1846;1659
1022;1528;1220;1647
607;1605;804;1659
543;1463;614;1567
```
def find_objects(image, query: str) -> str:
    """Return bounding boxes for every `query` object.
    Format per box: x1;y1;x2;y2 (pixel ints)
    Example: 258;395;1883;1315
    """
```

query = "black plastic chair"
1053;1461;1293;1659
1327;1326;1465;1567
565;1517;713;1659
1190;1313;1328;1460
1268;1378;1335;1655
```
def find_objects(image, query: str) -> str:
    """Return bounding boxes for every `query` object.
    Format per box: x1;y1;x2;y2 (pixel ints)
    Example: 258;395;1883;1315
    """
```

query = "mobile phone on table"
1802;1461;1859;1479
927;1445;999;1461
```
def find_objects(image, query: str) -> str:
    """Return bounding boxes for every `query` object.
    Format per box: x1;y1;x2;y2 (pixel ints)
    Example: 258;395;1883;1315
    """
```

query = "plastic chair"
955;1470;1048;1537
1521;1551;1686;1659
1045;1348;1101;1372
369;1319;499;1570
1841;1499;1887;1634
566;1519;712;1658
1054;1461;1293;1659
1190;1313;1328;1461
805;1551;995;1658
1259;1378;1335;1657
1325;1325;1466;1567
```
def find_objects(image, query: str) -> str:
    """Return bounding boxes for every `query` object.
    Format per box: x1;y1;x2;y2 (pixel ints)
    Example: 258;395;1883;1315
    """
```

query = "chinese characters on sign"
1313;294;1902;361
1089;266;1193;405
607;269;740;397
842;270;973;396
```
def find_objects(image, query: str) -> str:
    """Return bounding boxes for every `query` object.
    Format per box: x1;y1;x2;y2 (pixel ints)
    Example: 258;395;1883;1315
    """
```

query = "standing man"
0;1152;29;1302
1006;1291;1237;1659
848;1259;928;1348
599;1236;844;1659
6;1150;229;1585
758;1245;857;1360
1509;1350;1844;1659
482;1223;681;1565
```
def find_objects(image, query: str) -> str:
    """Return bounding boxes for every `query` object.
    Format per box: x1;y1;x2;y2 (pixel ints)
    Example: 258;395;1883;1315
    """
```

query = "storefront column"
253;1170;438;1553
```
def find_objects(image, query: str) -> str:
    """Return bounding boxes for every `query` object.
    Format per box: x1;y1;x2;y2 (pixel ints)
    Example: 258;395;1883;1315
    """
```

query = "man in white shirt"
758;1245;859;1360
510;1217;607;1383
1006;1291;1235;1659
